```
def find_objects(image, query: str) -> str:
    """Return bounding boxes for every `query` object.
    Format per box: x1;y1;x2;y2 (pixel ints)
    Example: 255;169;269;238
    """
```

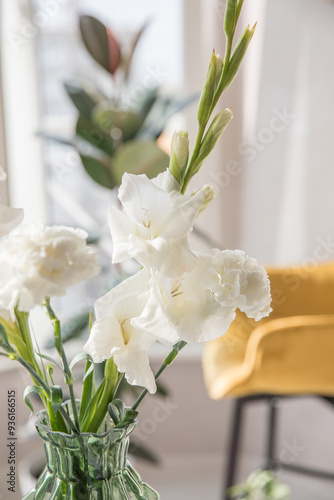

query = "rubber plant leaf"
79;15;121;75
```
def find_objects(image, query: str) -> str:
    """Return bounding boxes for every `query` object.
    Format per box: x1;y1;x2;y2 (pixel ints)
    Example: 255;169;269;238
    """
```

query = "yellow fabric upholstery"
202;262;334;399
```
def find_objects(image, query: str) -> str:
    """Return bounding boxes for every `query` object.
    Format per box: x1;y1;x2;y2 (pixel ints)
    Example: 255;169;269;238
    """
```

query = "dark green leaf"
76;114;114;156
79;15;120;75
133;87;159;121
64;80;106;119
92;103;143;141
80;153;115;189
138;93;198;139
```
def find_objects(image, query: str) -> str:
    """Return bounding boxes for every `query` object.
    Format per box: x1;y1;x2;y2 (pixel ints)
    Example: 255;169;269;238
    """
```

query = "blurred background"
1;0;334;499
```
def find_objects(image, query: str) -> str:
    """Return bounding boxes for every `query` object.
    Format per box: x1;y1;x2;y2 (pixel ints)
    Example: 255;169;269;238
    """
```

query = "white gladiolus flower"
208;249;272;321
0;224;100;311
132;256;236;345
108;171;214;277
132;251;272;344
84;270;157;394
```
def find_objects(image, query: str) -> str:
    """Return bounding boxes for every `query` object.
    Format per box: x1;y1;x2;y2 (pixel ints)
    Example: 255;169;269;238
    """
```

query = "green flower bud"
169;130;189;184
224;0;237;38
197;50;224;127
223;23;256;91
193;108;233;175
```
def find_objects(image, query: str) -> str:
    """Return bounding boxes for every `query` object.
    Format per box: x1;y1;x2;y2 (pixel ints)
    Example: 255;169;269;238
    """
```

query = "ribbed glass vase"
22;405;159;500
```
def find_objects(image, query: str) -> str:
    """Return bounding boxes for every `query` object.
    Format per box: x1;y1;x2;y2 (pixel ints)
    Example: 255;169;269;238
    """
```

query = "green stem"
131;341;187;412
44;298;81;433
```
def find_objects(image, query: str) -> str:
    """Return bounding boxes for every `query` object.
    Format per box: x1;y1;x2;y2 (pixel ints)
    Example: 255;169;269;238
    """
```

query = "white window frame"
0;0;46;222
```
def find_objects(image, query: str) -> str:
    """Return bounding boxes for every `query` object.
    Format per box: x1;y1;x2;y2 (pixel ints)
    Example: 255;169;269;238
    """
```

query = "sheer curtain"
190;0;334;266
239;0;334;265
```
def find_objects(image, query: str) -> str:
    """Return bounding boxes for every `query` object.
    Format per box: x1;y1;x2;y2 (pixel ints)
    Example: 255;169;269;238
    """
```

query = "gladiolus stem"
131;341;187;411
44;298;81;433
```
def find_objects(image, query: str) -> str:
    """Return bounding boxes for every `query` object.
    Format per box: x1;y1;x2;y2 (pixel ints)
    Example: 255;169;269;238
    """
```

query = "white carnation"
0;224;100;311
208;249;272;321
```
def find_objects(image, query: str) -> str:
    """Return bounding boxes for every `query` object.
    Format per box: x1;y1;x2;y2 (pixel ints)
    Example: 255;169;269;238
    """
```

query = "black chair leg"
223;398;245;500
265;397;280;469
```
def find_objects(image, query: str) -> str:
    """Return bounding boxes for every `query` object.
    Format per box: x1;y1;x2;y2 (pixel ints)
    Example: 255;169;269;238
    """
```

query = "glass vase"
22;404;159;499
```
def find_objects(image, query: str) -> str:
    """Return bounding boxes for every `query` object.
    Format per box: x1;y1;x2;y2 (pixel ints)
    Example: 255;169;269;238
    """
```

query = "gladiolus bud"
197;50;224;126
169;130;189;184
224;0;237;37
193;109;233;175
223;23;256;91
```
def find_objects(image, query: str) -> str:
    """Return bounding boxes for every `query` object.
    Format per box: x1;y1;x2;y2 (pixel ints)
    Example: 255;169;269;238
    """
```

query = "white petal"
118;173;174;231
0;205;24;237
151;169;180;193
125;235;197;277
94;269;150;320
83;316;124;363
108;206;138;263
113;349;156;394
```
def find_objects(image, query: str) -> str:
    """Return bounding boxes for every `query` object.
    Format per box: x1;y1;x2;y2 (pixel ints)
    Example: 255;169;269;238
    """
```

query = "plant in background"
0;1;290;499
228;470;291;499
42;14;195;189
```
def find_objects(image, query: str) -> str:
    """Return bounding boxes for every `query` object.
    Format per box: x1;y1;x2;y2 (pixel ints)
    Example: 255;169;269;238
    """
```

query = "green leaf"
92;103;143;141
45;311;90;349
113;140;169;182
37;131;76;148
23;385;47;416
76;114;114;156
108;399;126;425
36;352;65;375
138;93;198;139
115;409;138;428
79;15;121;75
132;87;159;121
64;80;106;119
50;385;63;413
122;20;150;80
70;352;94;371
79;359;95;424
80;153;115;189
0;323;15;354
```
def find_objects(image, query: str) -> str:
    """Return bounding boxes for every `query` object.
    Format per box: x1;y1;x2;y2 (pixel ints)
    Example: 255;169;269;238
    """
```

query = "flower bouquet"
0;1;272;499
